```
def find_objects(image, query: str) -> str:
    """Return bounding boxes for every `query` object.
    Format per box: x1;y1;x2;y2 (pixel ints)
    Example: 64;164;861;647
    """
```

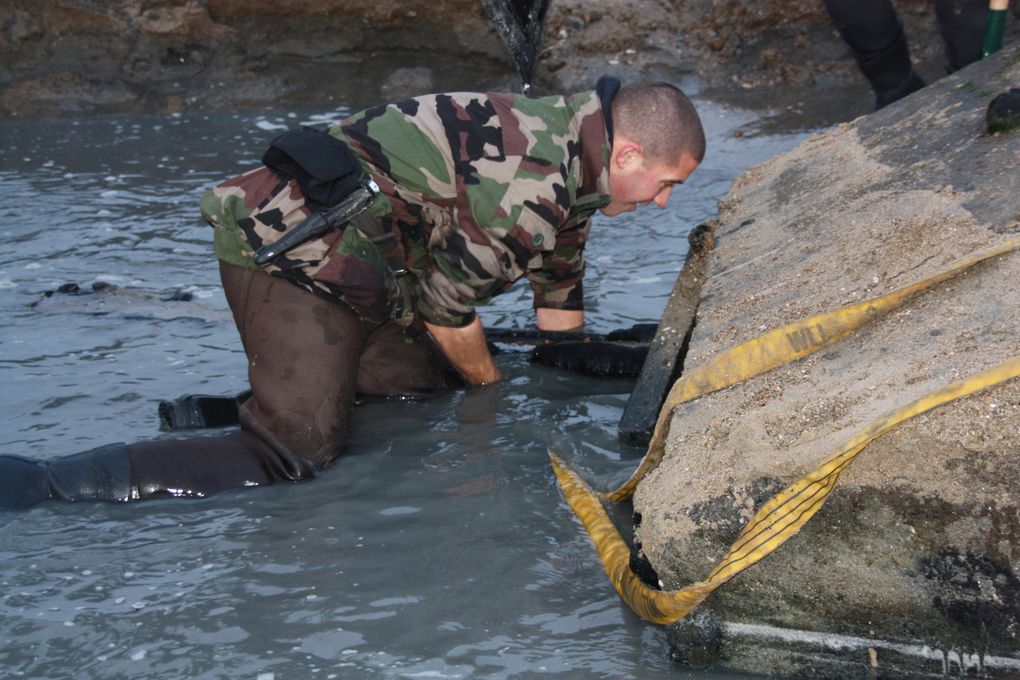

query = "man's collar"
595;75;621;144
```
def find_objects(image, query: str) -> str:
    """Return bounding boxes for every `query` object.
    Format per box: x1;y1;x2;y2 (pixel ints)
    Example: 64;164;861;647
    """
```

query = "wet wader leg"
36;261;364;502
0;263;367;509
822;0;926;109
355;320;462;397
219;261;367;469
126;431;304;499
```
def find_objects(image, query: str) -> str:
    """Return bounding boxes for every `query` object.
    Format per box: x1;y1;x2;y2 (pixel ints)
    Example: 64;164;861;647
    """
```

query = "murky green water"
0;98;814;678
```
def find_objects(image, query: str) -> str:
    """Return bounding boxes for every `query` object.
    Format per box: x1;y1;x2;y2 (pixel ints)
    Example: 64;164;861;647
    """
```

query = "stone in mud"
986;88;1020;134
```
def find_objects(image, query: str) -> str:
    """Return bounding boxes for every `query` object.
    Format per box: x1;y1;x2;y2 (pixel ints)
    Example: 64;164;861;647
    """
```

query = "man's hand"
424;317;501;385
536;308;584;332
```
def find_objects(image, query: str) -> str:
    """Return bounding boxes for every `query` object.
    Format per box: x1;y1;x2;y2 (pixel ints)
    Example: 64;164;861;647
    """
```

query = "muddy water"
0;99;815;678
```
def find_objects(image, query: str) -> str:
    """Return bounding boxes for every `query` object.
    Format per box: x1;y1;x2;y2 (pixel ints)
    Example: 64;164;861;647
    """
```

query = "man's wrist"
423;317;501;385
536;307;584;331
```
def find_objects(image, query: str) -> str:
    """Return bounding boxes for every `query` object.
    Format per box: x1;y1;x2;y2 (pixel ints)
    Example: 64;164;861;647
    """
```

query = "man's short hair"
612;82;706;164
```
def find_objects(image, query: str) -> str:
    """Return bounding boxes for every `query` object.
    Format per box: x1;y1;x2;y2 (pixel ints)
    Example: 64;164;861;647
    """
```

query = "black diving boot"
1;432;316;510
0;443;134;509
856;25;926;109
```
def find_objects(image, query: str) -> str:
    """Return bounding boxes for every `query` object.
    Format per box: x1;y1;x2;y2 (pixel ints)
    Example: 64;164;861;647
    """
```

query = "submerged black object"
521;324;656;378
481;0;551;91
531;341;649;378
158;390;253;430
486;322;657;345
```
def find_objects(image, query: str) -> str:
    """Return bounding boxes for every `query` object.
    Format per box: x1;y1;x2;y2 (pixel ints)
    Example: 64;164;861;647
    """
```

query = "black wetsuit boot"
0;443;133;509
0;431;316;510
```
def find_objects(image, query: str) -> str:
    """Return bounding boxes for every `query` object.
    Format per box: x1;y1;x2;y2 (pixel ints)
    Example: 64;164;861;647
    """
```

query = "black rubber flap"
262;127;364;208
480;0;551;91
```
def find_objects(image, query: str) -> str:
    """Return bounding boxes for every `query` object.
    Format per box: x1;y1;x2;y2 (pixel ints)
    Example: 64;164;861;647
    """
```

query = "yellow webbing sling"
551;236;1020;624
605;236;1020;503
551;356;1020;624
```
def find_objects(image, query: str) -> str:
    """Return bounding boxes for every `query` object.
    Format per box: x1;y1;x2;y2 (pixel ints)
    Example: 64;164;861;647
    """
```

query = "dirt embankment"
4;0;1016;119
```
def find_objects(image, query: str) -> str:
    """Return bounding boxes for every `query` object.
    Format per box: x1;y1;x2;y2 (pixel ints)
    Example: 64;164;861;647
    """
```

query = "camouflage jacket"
201;90;612;327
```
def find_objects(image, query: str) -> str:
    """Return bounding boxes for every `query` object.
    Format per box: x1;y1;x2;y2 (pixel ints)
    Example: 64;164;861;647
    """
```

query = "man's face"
602;148;700;217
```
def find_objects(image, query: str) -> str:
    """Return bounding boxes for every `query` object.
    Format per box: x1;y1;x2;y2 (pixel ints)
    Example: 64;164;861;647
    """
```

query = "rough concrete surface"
632;47;1020;678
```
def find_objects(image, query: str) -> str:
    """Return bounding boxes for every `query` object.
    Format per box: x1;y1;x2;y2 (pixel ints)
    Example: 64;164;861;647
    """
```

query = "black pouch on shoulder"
261;126;365;208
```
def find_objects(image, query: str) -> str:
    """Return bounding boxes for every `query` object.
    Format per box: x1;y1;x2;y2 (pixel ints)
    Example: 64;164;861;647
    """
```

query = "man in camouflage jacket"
0;77;705;507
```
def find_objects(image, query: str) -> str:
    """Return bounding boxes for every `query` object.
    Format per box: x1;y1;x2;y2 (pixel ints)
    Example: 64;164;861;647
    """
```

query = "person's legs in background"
822;0;927;109
934;0;988;72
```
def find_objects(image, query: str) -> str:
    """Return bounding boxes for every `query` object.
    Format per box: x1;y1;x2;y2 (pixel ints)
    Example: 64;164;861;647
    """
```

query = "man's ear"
611;139;644;171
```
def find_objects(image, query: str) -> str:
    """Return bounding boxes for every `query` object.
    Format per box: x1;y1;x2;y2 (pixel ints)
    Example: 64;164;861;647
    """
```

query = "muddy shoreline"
5;0;1017;124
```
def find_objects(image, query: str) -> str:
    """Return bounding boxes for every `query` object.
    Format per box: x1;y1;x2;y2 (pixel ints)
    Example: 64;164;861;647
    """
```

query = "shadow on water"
0;94;818;678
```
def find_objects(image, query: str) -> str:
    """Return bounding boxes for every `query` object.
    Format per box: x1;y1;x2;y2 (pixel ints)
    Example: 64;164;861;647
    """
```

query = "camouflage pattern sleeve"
416;192;566;327
527;214;592;311
200;163;399;323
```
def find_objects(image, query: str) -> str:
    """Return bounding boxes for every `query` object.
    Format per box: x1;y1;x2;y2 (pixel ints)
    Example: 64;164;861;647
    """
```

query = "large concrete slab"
632;46;1020;678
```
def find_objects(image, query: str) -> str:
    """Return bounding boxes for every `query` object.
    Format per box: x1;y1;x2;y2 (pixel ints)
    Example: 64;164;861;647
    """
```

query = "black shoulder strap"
261;127;365;208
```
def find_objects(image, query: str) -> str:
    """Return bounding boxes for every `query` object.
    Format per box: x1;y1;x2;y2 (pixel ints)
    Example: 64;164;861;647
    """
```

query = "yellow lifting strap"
604;235;1020;503
550;354;1020;624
